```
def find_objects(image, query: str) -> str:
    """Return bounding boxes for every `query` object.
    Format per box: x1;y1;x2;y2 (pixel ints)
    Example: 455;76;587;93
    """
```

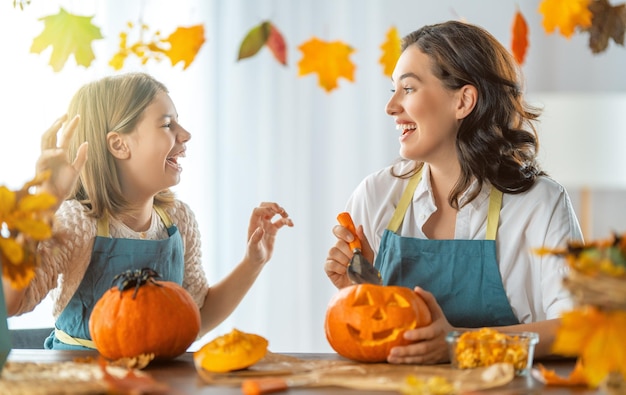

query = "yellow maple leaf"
538;0;593;38
379;26;402;78
30;7;103;72
297;37;355;93
165;24;206;70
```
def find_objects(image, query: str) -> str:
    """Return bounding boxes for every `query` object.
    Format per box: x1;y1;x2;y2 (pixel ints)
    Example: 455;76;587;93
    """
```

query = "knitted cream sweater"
15;199;209;318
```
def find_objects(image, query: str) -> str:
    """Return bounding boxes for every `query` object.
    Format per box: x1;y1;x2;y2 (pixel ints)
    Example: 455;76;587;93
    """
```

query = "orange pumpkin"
89;268;201;361
193;328;268;373
324;283;431;362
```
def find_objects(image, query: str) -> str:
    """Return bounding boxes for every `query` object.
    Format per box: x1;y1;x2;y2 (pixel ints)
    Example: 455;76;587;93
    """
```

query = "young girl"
325;21;582;364
3;72;293;349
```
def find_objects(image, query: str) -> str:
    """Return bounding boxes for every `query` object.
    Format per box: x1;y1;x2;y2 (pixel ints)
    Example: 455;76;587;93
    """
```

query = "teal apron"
44;206;185;350
374;170;519;328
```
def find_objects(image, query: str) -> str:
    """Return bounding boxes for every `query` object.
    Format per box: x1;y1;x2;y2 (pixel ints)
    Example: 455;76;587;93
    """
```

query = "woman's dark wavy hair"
395;20;544;209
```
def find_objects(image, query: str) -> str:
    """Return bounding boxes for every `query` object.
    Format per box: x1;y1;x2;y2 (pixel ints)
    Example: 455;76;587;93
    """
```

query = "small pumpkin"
324;283;432;362
89;268;201;361
193;328;268;373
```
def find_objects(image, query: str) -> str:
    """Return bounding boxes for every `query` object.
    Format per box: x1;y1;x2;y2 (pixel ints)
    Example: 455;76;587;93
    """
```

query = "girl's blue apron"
44;206;185;349
374;169;519;328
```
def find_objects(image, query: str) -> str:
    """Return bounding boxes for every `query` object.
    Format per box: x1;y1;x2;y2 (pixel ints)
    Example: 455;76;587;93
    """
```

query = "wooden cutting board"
196;352;515;392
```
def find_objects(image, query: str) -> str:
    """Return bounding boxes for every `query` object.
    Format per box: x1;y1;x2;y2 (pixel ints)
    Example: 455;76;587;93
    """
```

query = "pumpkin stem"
112;268;163;299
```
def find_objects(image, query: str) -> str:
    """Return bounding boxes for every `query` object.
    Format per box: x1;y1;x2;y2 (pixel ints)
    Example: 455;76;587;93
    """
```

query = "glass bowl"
446;329;539;376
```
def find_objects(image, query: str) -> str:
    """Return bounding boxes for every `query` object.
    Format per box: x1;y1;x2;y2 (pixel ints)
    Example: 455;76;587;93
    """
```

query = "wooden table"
6;349;601;394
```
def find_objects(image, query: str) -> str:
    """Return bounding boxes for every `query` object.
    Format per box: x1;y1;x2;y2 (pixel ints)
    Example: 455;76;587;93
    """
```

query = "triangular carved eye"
352;291;373;306
386;292;410;307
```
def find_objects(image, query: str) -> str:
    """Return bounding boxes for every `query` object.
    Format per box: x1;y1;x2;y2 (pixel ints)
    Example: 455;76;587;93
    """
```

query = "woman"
324;21;582;364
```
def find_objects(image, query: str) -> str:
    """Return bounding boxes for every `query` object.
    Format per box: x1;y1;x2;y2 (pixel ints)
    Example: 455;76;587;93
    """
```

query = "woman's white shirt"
345;161;583;323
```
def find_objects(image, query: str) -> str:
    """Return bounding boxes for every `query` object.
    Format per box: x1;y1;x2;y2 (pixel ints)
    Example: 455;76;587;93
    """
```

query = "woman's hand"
324;223;374;289
387;287;454;365
37;114;88;207
244;202;293;266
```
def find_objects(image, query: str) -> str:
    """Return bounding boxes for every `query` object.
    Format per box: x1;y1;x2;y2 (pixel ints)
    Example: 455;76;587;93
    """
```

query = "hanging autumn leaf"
297;37;355;93
267;23;287;65
237;21;287;65
511;8;529;65
30;7;103;72
585;0;626;53
164;25;206;69
109;22;166;70
379;26;402;77
110;23;205;71
538;0;593;38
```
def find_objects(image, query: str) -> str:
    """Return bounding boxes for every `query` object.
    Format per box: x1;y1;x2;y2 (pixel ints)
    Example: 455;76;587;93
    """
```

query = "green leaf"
30;7;103;72
237;21;270;61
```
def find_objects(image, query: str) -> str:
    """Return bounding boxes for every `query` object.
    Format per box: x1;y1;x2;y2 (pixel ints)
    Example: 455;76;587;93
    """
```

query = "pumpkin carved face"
324;284;431;362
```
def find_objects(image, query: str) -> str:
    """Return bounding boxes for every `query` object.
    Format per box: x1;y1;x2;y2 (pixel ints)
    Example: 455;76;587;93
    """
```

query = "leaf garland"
18;3;626;89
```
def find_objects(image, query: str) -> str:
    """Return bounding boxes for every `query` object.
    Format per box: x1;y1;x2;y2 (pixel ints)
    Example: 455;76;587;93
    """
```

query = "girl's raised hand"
37;114;88;206
245;202;293;266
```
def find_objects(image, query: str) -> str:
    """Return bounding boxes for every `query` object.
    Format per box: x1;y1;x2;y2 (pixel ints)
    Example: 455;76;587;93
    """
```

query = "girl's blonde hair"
67;72;175;218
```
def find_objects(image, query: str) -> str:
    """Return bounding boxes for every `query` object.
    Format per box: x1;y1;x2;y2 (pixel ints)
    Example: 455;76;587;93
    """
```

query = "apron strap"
96;206;174;237
54;327;96;349
97;213;110;237
154;205;173;228
486;187;503;241
387;169;422;233
385;168;502;240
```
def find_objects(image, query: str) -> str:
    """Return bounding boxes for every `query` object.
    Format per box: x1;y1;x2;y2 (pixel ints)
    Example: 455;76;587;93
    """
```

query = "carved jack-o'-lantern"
324;283;431;362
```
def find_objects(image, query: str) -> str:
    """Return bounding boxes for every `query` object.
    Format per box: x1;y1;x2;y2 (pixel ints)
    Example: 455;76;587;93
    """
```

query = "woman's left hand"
387;287;454;365
245;202;294;266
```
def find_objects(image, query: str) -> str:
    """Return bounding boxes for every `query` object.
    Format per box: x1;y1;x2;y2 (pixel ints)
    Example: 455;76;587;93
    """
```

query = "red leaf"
266;23;287;66
511;8;529;65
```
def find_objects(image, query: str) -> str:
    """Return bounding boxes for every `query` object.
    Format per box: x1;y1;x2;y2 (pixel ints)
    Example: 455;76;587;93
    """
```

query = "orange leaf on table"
164;24;206;69
98;357;170;394
267;23;288;66
538;0;592;38
537;358;588;386
586;0;626;53
511;8;529;65
297;37;356;93
30;7;103;72
379;26;401;77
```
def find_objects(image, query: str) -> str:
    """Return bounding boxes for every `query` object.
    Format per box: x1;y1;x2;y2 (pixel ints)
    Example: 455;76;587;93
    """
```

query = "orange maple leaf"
379;26;402;77
538;0;593;38
511;8;529;65
297;37;355;93
165;24;206;69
